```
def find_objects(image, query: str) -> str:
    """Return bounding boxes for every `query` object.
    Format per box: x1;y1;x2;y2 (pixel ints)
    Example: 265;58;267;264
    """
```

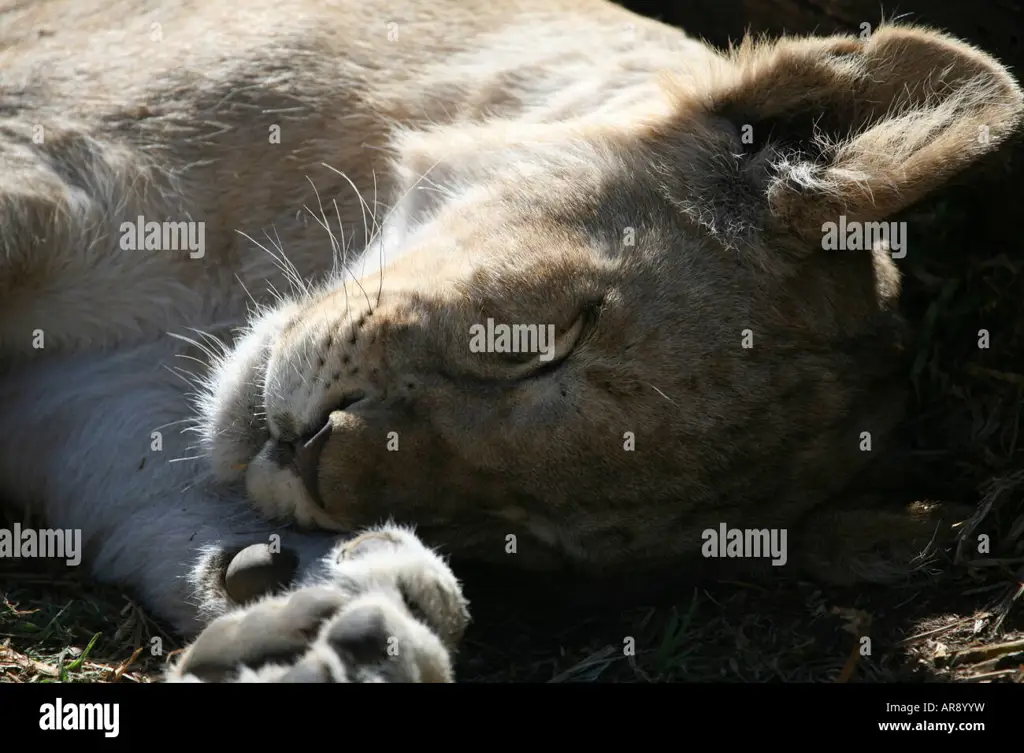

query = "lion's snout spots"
266;306;387;439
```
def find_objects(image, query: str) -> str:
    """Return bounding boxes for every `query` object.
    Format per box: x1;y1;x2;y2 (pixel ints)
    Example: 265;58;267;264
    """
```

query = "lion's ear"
660;24;1024;259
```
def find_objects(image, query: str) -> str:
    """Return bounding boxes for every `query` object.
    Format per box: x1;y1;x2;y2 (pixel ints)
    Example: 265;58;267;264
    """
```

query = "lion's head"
196;25;1023;575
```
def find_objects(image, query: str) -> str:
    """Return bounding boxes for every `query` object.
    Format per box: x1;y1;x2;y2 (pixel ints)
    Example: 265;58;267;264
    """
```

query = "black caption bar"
0;682;1008;744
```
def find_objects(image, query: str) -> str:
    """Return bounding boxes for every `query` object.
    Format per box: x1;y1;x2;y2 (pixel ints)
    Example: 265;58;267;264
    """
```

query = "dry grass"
1;546;173;683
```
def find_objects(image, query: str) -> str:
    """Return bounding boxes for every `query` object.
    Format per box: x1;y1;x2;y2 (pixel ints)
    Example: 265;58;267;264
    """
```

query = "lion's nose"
274;419;332;509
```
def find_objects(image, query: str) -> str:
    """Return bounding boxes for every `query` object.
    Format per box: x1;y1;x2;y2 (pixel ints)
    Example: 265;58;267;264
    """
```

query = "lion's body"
0;0;1020;681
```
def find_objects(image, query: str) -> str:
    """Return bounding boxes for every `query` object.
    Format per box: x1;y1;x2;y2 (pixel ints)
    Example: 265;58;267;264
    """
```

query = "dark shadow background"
622;0;1022;68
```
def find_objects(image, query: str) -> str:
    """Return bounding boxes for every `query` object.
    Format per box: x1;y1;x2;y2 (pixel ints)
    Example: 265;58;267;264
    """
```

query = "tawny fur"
0;0;1021;682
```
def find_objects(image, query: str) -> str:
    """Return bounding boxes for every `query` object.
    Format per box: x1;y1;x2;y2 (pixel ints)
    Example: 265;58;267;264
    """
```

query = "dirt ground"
2;1;1023;683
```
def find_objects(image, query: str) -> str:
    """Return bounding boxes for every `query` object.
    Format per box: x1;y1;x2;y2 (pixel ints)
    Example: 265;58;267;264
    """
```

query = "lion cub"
0;0;1019;682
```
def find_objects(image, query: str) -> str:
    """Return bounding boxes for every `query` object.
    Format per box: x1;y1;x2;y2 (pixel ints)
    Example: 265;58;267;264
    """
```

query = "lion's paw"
167;524;470;682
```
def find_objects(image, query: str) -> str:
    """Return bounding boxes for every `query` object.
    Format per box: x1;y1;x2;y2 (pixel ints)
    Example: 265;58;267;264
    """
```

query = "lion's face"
197;25;1022;572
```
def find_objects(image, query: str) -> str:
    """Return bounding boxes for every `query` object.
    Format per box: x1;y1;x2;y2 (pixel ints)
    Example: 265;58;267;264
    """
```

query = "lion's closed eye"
504;308;587;379
464;300;601;382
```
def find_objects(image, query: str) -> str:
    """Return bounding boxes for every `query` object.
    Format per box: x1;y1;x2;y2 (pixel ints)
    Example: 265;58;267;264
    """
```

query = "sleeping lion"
0;0;1020;682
